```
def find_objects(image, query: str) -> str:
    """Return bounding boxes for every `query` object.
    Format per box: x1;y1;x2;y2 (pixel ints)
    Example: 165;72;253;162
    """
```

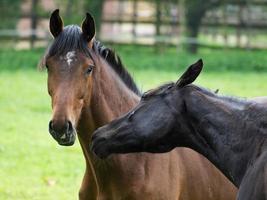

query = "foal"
44;9;236;199
92;59;267;200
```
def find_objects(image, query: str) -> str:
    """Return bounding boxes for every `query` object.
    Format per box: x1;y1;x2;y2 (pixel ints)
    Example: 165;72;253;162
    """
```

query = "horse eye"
85;65;93;75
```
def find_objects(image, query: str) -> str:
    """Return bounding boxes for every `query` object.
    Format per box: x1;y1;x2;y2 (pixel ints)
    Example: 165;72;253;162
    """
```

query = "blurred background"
1;0;267;199
2;0;267;50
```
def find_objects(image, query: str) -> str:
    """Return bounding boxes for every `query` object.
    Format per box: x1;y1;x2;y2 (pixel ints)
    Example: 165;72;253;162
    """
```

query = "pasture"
1;45;267;200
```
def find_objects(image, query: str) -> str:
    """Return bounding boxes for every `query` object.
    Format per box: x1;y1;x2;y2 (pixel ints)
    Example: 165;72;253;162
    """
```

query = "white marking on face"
65;51;76;66
60;134;66;139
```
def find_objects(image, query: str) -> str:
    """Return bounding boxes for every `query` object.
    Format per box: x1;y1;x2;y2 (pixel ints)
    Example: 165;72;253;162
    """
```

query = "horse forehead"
59;51;78;66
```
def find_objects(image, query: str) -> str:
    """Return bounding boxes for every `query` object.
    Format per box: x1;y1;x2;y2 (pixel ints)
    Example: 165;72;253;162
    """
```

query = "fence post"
236;2;245;48
246;0;251;49
132;0;138;43
30;0;38;49
178;0;185;51
222;0;228;48
155;0;162;52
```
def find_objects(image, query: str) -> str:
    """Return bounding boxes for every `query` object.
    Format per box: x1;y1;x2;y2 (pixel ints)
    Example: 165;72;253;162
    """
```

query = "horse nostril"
67;121;72;131
49;120;54;130
49;120;71;133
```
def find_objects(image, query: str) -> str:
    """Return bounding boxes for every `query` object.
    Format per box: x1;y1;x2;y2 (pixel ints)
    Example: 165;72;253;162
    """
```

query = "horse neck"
90;59;139;127
179;87;267;186
77;57;139;154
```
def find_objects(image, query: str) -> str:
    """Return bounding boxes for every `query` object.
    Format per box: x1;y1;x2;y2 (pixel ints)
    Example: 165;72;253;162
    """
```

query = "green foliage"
184;0;222;53
51;0;104;30
85;0;105;33
0;0;21;29
54;0;85;25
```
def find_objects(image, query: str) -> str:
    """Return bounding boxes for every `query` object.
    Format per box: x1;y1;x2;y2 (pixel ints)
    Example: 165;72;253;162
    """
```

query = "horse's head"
44;10;97;146
91;59;203;158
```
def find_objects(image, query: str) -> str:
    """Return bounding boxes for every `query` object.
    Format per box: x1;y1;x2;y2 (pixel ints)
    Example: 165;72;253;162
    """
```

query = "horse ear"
49;9;63;38
176;59;203;88
82;12;96;42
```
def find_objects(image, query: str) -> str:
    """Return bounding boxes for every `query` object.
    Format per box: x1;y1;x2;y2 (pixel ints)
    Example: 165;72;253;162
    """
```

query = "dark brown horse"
42;10;236;199
92;59;267;200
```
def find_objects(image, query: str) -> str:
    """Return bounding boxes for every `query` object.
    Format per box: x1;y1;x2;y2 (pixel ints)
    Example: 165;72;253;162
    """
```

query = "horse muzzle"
49;120;76;146
91;128;114;159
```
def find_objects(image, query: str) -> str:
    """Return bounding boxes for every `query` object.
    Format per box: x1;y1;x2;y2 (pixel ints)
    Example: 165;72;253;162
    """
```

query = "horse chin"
95;151;111;159
144;142;175;153
57;130;77;146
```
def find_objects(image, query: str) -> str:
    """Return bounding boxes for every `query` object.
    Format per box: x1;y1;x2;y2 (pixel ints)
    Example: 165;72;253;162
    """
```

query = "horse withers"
92;59;267;200
42;9;236;199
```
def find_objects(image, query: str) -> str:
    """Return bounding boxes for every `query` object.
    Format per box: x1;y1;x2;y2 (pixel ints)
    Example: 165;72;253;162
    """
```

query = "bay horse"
42;9;237;199
92;59;267;200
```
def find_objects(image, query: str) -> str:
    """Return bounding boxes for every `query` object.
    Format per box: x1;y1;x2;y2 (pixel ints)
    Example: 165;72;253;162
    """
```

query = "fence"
1;0;267;50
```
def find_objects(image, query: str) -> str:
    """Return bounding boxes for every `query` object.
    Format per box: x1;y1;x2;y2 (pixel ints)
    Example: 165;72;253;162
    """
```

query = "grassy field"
1;46;267;200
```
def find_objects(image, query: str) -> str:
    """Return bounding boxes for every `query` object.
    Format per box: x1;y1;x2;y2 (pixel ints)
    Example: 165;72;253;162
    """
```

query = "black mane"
93;40;141;95
189;84;250;106
42;25;141;96
141;81;249;106
142;82;175;98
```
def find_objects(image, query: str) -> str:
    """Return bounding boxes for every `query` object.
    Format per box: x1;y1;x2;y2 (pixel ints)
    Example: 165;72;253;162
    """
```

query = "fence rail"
1;0;267;50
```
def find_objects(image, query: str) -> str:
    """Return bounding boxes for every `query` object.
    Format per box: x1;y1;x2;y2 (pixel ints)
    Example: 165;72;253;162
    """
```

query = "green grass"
113;45;267;72
1;46;267;199
132;70;267;97
1;45;267;72
0;71;84;200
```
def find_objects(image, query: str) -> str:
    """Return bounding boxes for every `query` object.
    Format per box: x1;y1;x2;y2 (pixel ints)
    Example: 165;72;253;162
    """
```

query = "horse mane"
40;25;141;96
142;82;175;98
141;81;249;106
93;40;141;95
189;84;249;105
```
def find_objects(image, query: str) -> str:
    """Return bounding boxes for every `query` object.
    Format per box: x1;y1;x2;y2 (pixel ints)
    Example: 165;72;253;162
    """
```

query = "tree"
30;0;38;49
0;0;21;29
184;0;221;53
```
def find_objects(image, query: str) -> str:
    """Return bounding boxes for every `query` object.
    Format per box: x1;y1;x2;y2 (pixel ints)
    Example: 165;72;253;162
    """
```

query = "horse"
91;59;267;200
42;9;237;199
